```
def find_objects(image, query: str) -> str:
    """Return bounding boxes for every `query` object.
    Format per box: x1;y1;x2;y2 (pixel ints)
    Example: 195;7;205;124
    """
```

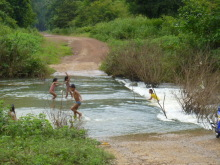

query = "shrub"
101;41;167;86
0;30;49;78
174;50;220;122
90;16;163;41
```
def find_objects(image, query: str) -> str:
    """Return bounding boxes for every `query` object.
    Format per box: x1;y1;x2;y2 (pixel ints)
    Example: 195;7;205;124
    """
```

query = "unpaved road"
44;34;220;165
44;34;109;73
103;129;220;165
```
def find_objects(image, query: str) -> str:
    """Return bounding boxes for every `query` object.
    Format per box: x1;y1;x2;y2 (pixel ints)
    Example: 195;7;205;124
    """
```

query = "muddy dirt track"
45;34;220;165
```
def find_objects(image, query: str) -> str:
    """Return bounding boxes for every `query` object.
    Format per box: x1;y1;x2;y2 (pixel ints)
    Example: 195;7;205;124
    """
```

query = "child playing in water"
8;104;17;121
49;78;61;99
70;84;82;119
148;89;159;101
64;72;73;98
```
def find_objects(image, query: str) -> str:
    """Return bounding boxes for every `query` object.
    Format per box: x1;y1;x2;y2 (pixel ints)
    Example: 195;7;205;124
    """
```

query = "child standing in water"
8;104;17;121
70;84;82;119
49;78;61;99
64;72;73;98
148;89;159;101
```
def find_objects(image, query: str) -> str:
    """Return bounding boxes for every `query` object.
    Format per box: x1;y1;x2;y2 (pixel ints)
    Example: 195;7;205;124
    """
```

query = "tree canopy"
179;0;220;47
0;0;35;28
125;0;183;18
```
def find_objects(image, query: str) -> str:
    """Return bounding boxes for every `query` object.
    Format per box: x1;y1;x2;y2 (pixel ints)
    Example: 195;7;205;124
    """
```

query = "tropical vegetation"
0;0;220;163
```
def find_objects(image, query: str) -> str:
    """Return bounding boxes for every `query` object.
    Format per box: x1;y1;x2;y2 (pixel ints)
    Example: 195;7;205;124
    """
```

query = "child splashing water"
64;72;73;98
70;84;82;119
49;78;61;99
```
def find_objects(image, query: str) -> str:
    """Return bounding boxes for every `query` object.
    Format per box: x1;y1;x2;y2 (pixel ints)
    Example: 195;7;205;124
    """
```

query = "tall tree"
0;0;17;27
31;0;47;31
126;0;183;18
47;0;78;29
179;0;220;47
7;0;36;28
73;0;130;27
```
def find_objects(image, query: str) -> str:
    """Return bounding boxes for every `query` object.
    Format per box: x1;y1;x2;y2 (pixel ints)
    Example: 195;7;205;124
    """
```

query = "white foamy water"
116;78;211;129
52;70;107;77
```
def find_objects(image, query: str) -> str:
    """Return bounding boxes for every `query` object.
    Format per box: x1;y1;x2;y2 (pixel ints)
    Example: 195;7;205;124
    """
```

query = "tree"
126;0;183;18
73;0;130;27
47;0;78;29
179;0;220;47
31;0;50;31
0;0;17;27
7;0;36;28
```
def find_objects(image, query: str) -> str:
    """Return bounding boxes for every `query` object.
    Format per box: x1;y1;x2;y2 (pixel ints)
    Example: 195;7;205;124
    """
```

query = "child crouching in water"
70;84;82;119
148;89;159;101
49;78;61;99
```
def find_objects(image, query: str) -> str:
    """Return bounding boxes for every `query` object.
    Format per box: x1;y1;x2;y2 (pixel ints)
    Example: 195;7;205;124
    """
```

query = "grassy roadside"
39;37;72;65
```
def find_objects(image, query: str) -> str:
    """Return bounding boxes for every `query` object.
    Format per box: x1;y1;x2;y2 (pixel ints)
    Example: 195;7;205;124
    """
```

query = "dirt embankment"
44;34;220;165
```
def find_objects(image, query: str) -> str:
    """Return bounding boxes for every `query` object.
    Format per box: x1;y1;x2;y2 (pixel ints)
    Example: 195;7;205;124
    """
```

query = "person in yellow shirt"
148;89;159;101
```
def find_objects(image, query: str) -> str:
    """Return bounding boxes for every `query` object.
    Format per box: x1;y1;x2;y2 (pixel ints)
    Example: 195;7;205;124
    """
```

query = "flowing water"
0;74;202;138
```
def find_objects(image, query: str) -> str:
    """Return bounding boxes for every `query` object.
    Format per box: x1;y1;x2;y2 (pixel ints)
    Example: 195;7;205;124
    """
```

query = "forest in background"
0;0;220;163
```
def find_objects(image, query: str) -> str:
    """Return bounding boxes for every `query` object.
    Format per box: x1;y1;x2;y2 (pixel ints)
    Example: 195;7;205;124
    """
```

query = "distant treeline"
30;0;183;31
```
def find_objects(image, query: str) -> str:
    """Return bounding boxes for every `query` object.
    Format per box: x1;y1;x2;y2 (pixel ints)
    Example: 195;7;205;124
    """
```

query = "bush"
174;50;220;122
90;16;163;41
101;41;167;86
0;30;49;78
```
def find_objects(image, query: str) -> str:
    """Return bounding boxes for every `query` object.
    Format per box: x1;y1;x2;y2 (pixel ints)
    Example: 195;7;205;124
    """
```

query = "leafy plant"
0;100;114;164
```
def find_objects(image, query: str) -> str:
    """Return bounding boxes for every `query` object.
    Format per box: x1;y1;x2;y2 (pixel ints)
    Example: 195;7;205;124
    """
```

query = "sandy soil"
44;34;220;165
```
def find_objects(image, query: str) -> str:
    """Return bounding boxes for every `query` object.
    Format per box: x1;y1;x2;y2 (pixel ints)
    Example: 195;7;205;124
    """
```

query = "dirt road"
44;34;109;73
103;129;220;165
45;34;220;165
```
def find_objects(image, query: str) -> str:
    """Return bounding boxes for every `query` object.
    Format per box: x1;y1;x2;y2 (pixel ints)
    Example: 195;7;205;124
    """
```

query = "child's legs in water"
50;91;57;99
66;88;73;98
71;104;82;118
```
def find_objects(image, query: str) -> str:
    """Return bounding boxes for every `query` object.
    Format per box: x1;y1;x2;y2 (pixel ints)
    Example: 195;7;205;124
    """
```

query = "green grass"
38;38;72;65
0;135;114;165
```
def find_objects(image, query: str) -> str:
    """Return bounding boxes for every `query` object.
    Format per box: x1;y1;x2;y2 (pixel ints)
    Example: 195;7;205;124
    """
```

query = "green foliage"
0;101;114;164
0;0;17;28
126;0;183;18
179;0;220;47
47;0;78;29
96;14;219;84
0;29;49;78
72;0;130;27
2;0;36;28
31;0;50;31
37;38;72;64
152;35;181;50
0;23;13;36
90;16;163;41
47;0;130;29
